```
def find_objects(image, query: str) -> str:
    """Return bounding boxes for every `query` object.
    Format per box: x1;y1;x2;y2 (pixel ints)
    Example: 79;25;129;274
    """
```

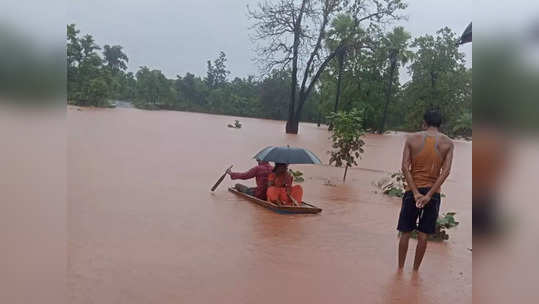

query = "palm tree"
378;27;412;134
103;45;128;72
325;14;365;126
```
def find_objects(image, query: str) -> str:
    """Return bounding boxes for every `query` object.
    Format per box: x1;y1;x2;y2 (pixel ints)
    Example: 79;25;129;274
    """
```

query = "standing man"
397;110;454;271
227;158;273;200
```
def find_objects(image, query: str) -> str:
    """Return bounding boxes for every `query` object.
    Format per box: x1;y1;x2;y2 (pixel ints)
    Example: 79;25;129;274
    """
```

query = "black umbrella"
253;146;322;165
459;22;472;45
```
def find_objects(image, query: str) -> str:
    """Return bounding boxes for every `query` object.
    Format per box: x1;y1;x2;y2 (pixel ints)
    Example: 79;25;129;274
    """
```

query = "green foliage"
319;26;413;132
375;172;407;197
103;45;128;72
85;78;109;107
66;23;471;138
408;212;460;241
259;70;291;120
249;0;407;133
399;28;472;136
327;109;366;181
289;169;304;183
206;51;230;89
67;24;116;106
318;26;471;136
452;111;472;138
134;66;174;107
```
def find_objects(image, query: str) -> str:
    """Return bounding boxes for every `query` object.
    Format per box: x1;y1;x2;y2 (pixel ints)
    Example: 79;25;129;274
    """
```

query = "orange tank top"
409;134;443;193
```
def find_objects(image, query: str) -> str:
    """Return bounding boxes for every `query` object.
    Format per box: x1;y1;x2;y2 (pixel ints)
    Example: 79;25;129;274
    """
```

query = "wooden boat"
228;184;322;214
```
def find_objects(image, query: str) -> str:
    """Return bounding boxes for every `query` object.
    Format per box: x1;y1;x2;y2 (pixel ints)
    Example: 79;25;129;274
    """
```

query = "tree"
402;27;470;134
378;26;412;133
66;25;113;106
327;109;366;182
135;66;173;107
85;78;109;107
452;111;472;138
80;34;101;59
67;24;82;67
249;0;406;134
175;72;209;110
259;70;291;119
205;51;230;88
103;45;128;72
325;14;366;116
67;24;82;100
77;50;108;106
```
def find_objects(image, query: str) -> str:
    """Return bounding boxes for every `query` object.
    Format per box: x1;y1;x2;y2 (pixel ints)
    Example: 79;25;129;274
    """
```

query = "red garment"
267;172;292;188
267;172;302;205
230;162;273;200
267;185;303;205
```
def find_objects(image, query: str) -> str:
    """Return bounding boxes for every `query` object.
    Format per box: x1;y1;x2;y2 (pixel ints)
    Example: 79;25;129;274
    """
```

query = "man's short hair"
423;110;442;128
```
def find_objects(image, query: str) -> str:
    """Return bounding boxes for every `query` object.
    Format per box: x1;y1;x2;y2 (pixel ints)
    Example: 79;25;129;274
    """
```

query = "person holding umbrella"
267;163;303;206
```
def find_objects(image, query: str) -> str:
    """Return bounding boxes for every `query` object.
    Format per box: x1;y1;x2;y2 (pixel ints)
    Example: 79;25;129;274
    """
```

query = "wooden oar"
287;192;300;207
211;165;233;192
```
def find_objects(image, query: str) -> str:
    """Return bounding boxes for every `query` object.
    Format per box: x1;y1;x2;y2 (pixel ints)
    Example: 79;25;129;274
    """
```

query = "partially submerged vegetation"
327;109;366;182
227;120;242;129
375;172;407;198
405;212;460;241
289;169;304;183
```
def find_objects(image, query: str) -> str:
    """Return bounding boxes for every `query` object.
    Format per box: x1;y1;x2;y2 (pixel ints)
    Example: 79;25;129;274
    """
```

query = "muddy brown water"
68;106;472;303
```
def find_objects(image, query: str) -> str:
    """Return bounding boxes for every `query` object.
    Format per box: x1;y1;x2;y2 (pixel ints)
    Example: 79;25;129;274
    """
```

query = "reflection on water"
68;107;471;303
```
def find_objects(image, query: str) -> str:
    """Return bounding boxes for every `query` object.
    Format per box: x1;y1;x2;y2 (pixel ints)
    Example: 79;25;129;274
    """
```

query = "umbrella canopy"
459;22;472;45
253;146;322;165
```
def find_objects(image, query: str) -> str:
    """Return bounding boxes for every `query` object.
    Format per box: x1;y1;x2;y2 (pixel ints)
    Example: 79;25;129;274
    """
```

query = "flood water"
68;106;472;303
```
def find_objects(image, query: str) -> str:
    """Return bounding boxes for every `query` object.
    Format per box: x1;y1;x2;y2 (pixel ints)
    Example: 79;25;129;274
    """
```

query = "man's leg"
413;232;428;271
235;184;249;193
398;232;411;269
414;192;440;271
246;187;256;196
397;191;419;269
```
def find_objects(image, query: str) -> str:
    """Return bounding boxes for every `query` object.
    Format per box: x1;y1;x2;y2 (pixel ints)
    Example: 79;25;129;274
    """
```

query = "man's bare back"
397;110;455;271
406;130;453;161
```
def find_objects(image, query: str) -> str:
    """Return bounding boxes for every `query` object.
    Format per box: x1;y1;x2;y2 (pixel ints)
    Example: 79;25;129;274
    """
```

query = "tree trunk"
286;1;306;135
317;100;322;127
287;69;298;134
334;51;345;113
379;52;397;134
343;165;349;182
286;118;299;134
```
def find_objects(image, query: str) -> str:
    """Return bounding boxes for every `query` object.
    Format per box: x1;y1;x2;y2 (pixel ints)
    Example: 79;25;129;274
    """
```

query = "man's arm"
228;167;257;180
402;136;422;201
417;141;454;208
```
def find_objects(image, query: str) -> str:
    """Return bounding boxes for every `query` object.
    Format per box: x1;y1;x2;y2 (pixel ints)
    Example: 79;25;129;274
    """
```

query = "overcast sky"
67;0;473;79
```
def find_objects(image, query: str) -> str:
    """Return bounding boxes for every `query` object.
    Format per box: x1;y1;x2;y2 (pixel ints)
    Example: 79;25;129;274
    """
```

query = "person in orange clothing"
397;110;454;272
266;163;303;206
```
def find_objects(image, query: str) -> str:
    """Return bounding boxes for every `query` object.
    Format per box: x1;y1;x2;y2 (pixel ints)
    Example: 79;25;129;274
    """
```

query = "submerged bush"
289;169;304;183
227;120;242;128
404;212;460;241
375;172;406;197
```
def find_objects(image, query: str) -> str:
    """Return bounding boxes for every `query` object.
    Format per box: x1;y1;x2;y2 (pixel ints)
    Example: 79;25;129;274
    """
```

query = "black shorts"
397;188;441;234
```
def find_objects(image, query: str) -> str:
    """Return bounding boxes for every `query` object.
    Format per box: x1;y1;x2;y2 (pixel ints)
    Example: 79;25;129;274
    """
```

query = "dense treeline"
67;20;471;137
317;23;472;136
67;24;319;121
